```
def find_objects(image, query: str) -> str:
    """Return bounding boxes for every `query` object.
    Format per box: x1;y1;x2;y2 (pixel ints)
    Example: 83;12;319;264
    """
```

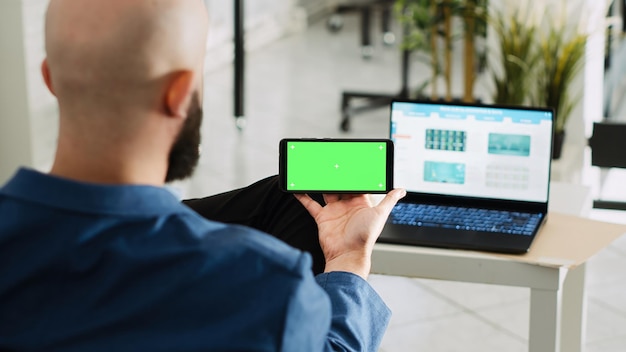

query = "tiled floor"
179;13;626;351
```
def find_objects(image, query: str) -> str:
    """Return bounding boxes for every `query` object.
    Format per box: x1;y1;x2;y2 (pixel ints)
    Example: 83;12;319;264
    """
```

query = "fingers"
294;193;322;218
376;188;406;215
299;191;401;220
323;193;369;203
322;194;340;204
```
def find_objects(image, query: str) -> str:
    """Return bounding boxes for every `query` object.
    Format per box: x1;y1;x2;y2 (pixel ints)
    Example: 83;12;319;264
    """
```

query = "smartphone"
279;138;394;193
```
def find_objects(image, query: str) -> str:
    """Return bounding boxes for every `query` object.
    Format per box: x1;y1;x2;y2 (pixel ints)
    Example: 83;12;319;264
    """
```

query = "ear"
164;71;195;119
41;59;56;96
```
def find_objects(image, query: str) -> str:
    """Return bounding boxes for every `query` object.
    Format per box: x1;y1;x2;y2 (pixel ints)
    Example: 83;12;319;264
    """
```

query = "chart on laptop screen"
390;102;553;203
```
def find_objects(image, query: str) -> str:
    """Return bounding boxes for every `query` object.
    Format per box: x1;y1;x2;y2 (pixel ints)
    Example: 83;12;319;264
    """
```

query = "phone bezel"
278;138;394;194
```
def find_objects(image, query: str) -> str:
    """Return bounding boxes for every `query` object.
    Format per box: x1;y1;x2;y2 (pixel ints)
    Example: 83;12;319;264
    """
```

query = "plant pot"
552;130;565;160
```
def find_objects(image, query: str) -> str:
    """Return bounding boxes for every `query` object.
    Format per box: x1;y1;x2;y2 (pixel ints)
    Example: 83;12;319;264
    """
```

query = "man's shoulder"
0;186;327;351
172;211;310;277
0;183;310;282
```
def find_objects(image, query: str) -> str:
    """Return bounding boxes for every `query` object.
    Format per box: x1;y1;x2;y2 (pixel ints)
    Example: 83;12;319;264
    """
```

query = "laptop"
378;100;554;254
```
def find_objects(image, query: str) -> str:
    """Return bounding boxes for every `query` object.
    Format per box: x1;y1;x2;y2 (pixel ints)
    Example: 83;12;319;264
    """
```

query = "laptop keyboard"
390;203;543;236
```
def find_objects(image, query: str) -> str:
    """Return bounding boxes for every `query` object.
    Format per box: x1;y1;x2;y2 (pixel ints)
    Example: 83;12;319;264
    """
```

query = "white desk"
372;182;617;352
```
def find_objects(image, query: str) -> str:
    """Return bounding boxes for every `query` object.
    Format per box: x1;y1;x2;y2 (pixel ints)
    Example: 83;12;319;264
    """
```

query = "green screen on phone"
282;139;392;192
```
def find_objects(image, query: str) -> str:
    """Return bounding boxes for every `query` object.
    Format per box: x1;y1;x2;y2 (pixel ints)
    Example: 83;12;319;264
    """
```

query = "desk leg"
560;264;587;352
529;288;562;352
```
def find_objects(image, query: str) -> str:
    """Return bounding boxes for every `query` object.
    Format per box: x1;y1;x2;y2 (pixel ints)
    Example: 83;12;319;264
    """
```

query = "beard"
165;91;203;183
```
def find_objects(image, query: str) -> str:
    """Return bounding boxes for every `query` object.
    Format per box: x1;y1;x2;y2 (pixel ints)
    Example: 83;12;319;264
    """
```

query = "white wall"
0;0;59;185
22;0;59;172
0;0;36;184
203;0;306;71
582;0;609;137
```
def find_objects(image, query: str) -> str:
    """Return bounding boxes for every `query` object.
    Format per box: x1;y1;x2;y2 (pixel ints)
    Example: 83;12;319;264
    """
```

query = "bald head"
44;0;209;185
44;0;208;119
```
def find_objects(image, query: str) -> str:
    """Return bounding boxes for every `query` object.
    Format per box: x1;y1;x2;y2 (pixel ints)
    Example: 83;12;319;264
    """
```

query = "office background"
2;0;626;350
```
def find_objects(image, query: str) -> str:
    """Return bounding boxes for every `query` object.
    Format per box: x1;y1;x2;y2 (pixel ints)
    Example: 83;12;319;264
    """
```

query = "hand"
295;189;406;279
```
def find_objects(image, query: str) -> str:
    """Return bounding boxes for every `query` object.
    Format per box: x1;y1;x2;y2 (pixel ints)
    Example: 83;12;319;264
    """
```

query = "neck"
50;115;170;186
50;152;167;186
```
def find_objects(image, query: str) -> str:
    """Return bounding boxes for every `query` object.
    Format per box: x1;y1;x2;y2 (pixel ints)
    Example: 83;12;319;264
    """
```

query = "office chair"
588;121;626;210
328;0;410;132
327;0;396;59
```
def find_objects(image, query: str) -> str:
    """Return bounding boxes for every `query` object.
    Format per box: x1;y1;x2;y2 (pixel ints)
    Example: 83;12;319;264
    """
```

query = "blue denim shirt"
0;169;391;351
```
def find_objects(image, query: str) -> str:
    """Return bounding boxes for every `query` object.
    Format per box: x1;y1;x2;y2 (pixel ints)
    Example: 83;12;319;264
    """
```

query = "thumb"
294;193;323;218
376;188;406;215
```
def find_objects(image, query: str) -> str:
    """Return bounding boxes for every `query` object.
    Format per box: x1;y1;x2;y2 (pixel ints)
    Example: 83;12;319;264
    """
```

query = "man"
0;0;406;351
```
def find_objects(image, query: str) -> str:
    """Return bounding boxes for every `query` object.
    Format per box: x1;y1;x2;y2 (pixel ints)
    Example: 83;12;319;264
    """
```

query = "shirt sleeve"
315;271;392;352
279;257;332;352
279;255;391;352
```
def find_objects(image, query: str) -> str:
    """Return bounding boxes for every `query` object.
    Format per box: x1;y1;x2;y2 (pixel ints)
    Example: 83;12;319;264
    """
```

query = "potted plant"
489;2;589;159
461;0;488;102
531;22;587;159
394;0;487;102
393;0;445;100
489;7;540;106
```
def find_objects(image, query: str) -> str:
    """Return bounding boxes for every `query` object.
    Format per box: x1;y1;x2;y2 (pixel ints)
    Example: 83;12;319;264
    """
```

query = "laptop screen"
390;101;553;203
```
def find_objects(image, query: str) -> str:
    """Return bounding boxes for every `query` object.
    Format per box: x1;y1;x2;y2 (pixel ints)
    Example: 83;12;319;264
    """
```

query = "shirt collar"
1;168;185;216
